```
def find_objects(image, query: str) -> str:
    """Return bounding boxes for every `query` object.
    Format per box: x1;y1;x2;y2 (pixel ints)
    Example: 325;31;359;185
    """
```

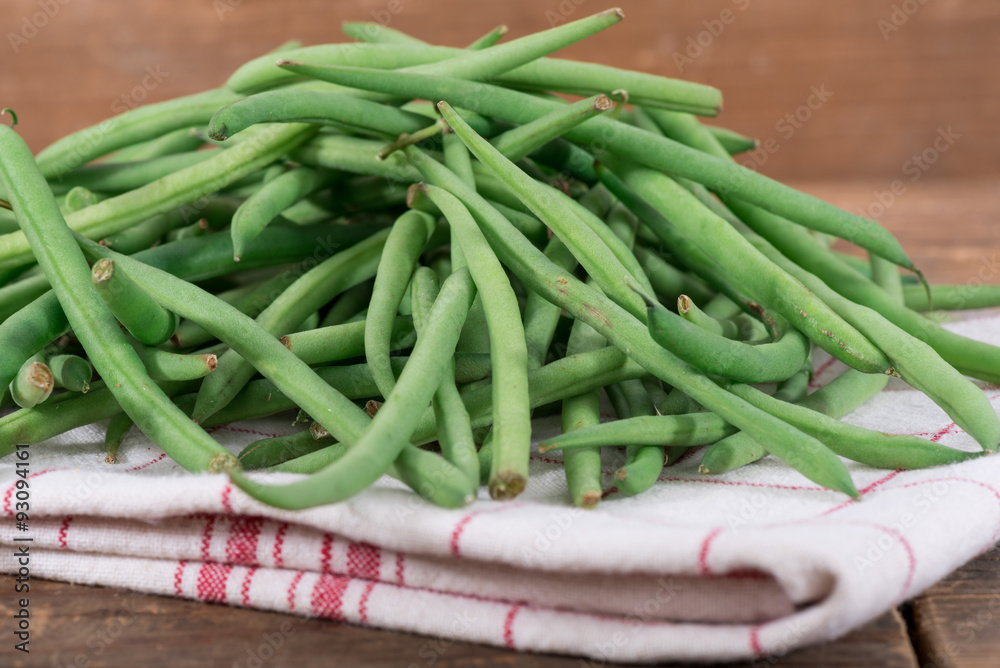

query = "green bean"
318;278;374;328
603;159;891;374
560;315;606;508
208;90;441;141
467;24;508;50
701;293;742;319
281;316;415;366
365;211;436;398
491;94;613;163
36;89;240;179
231;167;332;260
0;222;350;396
238;427;335;470
287;65;912;269
421;184;531;499
539;413;736;452
92;258;179;346
739;227;1000;451
596;166;773;328
699;362;815;474
52;151;216;195
132;343;217;381
230;267;478;509
903;284;1000;312
63;186;104;213
192;227;389;422
0;355;491;457
437;103;647;321
633;246;715;307
250;40;721;116
404;148;859;498
48;354;92;393
730;197;1000;384
9;357;53;409
705;125;758;155
104;127;205;164
0;124;317;272
523;237;579;369
646;297;810;384
0;125;237;473
229;44;455;93
103;413;134;464
678;294;737;338
411;266;480;491
612;378;665;497
77;237;384;451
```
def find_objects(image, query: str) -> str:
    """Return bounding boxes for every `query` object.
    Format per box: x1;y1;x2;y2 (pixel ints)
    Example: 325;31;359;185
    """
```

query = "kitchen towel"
2;313;999;664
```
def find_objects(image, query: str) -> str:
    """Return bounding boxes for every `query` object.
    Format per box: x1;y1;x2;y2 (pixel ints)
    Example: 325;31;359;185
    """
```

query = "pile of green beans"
0;9;996;510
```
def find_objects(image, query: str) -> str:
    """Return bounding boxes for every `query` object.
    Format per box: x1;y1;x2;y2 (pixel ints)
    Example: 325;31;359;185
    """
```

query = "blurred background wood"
2;0;999;182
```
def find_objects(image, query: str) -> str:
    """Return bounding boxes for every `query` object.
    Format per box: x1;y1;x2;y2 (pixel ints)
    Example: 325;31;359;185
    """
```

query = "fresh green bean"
103;413;134;464
411;266;480;491
467;25;508;50
0;124;237;473
705;125;758;155
603;159;891;374
612;378;665;496
192;227;389;421
678;294;737;338
133;343;217;381
281;316;415;366
646;297;810;384
230;267;478;509
318;278;375;328
53;151;216;195
633;246;715;307
104;127;205;164
560;313;606;508
0;124;317;272
92;258;179;346
286;65;912;269
404;147;859;498
9;357;53;409
437;103;648;321
238;427;335;471
230;167;332;260
491;94;613;163
365;211;436;398
48;354;92;393
421;184;531;499
63;186;104;213
903;284;1000;312
36;89;240;179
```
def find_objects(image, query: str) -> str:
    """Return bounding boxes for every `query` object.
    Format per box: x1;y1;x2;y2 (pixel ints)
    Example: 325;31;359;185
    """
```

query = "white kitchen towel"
2;313;1000;664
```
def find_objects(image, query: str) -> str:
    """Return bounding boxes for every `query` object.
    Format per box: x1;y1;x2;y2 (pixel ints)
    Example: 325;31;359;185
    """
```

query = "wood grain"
910;548;1000;668
1;0;998;181
0;576;917;668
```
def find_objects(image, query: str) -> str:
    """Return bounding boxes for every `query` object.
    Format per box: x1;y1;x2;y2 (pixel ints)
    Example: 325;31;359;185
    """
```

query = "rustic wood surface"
1;179;998;666
2;0;999;181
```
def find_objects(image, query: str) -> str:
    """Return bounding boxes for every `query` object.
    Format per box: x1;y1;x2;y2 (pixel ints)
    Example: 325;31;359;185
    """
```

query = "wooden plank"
0;576;916;667
1;0;998;180
910;548;1000;668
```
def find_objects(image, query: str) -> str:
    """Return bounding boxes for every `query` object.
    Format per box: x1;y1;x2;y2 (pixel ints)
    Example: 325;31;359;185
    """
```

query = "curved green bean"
0;125;237;473
421;184;531;499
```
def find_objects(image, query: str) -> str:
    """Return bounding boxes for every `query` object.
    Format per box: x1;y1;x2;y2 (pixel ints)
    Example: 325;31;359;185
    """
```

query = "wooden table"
2;179;999;666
